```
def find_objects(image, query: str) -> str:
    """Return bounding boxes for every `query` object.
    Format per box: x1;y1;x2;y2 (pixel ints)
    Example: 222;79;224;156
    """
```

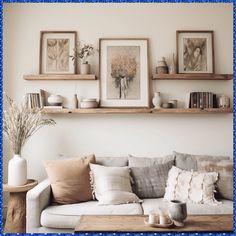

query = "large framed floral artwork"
39;31;77;74
176;31;214;74
99;38;150;107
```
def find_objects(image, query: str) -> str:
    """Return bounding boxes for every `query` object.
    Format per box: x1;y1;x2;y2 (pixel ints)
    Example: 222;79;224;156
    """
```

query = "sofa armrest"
26;178;51;233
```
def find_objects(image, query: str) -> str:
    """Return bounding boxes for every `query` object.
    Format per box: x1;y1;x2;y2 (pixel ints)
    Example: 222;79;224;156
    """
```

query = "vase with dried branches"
71;41;96;74
3;94;56;186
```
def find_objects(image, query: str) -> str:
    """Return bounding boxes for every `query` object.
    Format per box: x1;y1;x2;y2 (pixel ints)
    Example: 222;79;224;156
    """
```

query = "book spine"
213;94;217;108
209;93;214;108
190;93;194;108
202;92;206;108
199;92;203;109
193;92;197;108
36;93;40;108
196;92;200;108
205;92;209;108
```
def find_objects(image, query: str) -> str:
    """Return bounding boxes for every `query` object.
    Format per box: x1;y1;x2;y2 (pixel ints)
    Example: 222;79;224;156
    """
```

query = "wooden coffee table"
75;215;233;233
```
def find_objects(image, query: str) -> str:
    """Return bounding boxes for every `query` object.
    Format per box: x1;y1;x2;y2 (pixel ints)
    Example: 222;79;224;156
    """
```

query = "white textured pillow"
164;166;219;205
97;191;142;205
90;163;141;205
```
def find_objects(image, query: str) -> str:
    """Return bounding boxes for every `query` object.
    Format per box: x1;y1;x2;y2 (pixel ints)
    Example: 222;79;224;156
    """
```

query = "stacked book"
187;92;217;109
26;93;42;109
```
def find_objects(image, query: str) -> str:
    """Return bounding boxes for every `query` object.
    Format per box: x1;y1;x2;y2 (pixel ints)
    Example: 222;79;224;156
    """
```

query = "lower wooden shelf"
42;107;233;114
151;108;233;114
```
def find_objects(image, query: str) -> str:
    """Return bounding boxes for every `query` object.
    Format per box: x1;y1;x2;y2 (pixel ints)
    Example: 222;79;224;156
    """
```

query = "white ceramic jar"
48;95;63;106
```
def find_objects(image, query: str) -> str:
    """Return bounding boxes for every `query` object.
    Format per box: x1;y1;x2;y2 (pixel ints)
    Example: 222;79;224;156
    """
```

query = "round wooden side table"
3;179;38;233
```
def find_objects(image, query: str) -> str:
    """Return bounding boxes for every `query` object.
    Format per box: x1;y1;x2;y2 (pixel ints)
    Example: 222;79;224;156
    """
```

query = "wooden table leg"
4;192;26;233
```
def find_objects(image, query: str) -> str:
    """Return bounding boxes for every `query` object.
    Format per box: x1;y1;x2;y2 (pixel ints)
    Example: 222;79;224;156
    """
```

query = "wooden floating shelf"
42;108;233;114
152;74;233;80
151;108;233;114
23;74;97;80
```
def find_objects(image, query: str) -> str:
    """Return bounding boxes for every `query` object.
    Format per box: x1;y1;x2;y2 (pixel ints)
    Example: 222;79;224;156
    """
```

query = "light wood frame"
99;38;150;108
176;30;214;74
39;31;77;74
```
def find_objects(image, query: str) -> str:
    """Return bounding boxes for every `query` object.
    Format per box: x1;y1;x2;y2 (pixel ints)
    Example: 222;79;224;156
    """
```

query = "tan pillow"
44;154;95;204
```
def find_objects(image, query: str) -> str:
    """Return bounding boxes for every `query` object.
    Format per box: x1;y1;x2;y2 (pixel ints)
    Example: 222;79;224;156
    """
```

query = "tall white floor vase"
8;155;27;186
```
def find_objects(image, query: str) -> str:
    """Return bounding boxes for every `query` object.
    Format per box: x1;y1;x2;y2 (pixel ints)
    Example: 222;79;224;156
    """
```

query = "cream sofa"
26;155;233;233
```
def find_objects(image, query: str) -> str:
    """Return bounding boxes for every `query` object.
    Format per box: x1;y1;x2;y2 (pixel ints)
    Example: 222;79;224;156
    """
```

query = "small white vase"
8;155;27;186
80;63;90;75
152;92;162;108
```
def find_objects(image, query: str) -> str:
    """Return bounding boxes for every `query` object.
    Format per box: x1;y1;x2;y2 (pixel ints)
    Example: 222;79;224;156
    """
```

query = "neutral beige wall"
3;3;233;210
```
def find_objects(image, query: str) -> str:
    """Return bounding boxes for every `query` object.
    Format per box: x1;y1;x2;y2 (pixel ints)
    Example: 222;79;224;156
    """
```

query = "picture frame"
99;38;150;107
39;31;77;74
176;30;214;74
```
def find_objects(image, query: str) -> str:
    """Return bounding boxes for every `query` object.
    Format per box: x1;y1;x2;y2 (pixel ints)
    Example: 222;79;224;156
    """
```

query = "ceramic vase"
169;53;177;74
80;63;90;75
8;155;27;186
48;95;63;106
152;92;162;108
156;57;168;74
72;94;79;109
168;200;187;226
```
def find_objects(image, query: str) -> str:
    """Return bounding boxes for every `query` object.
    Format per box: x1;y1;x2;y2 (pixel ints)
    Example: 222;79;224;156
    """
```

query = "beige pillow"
198;159;233;200
44;154;95;204
164;166;219;205
90;163;141;205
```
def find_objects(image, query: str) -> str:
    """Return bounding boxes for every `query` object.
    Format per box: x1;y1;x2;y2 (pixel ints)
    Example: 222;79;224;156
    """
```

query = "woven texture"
89;163;141;205
129;161;173;198
164;166;219;205
198;159;233;200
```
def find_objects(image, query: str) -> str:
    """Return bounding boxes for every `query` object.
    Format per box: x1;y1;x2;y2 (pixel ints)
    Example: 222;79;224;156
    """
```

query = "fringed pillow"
89;163;141;205
164;166;219;205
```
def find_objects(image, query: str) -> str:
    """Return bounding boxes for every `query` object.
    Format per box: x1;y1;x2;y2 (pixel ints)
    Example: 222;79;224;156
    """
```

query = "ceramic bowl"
48;95;63;106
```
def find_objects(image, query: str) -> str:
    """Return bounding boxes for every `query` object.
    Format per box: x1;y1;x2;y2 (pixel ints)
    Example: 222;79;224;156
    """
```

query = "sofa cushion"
129;161;173;198
198;159;233;200
128;154;174;167
141;198;233;215
164;166;219;205
96;156;128;167
174;151;230;171
41;201;143;229
90;163;141;205
44;154;95;204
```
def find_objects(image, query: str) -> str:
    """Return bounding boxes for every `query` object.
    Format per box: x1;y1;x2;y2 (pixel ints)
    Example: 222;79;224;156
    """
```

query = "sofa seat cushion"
141;198;233;215
41;200;143;229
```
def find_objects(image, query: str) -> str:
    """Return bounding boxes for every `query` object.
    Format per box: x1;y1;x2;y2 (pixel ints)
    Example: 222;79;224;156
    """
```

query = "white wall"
3;3;233;185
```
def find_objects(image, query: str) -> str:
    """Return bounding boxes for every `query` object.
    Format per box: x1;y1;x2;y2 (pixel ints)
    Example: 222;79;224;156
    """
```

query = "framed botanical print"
39;31;77;74
99;38;150;107
176;31;214;74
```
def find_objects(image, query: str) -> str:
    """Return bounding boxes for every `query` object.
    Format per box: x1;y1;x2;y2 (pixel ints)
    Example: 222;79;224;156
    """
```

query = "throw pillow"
44;154;95;204
198;159;233;200
96;156;128;167
164;166;219;205
128;154;174;167
130;161;173;198
89;163;141;205
174;151;230;171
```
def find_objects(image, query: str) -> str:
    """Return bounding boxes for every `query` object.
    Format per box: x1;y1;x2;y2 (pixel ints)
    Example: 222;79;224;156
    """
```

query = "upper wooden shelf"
42;107;233;114
23;74;97;80
152;74;233;80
